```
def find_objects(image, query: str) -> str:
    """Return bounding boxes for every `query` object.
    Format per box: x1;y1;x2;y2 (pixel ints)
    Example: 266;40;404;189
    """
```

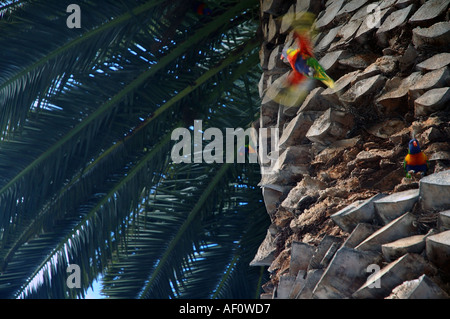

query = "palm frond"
102;160;269;299
0;0;266;299
0;0;172;137
101;62;268;299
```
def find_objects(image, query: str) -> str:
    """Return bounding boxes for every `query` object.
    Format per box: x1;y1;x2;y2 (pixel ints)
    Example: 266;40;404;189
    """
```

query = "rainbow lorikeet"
281;31;335;89
238;143;256;157
194;2;211;15
264;12;334;108
403;139;429;178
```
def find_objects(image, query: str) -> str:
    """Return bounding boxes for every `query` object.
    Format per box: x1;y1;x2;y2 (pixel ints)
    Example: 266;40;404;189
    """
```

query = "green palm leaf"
0;0;267;299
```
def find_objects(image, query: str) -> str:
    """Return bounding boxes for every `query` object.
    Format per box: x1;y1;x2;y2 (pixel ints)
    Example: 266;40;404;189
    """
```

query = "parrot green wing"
306;57;335;89
403;159;412;178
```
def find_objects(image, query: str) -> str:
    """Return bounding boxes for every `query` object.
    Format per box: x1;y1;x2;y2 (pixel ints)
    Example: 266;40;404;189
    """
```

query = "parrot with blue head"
403;138;429;178
265;12;334;108
281;30;335;89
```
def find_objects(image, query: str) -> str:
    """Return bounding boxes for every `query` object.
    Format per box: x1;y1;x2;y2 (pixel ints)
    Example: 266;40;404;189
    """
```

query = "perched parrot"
281;31;335;90
238;143;256;157
403;138;429;178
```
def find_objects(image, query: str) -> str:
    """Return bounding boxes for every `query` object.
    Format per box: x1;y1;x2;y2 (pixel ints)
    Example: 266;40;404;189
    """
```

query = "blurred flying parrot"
281;31;335;90
264;12;334;108
403;138;429;178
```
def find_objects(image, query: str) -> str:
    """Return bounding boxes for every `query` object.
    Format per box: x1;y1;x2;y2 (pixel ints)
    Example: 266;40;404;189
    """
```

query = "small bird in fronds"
265;12;334;107
403;138;429;178
193;1;212;15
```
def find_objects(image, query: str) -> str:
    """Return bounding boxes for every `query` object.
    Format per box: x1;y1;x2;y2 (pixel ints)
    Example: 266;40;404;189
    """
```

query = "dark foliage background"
0;0;269;299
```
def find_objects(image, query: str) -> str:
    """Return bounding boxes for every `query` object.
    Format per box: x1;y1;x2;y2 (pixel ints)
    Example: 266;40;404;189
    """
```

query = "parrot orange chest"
405;152;427;166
